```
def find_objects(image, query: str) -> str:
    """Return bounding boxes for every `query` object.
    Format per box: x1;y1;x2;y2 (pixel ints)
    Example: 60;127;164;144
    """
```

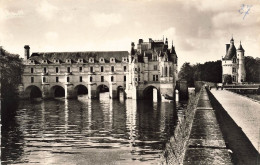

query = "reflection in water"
2;93;180;165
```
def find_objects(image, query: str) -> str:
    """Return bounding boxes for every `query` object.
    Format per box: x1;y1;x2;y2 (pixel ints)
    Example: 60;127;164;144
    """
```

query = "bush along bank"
161;89;200;165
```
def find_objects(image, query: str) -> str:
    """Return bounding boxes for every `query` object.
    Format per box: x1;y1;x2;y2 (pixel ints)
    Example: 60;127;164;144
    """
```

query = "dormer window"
66;59;71;63
233;58;236;63
54;59;59;63
110;57;115;63
29;60;35;64
122;57;127;62
89;58;94;63
78;58;83;63
99;58;105;63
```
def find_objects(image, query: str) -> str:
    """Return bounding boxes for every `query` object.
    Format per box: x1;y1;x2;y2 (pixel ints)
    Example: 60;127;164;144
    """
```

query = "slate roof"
29;51;129;63
223;44;236;60
237;43;244;51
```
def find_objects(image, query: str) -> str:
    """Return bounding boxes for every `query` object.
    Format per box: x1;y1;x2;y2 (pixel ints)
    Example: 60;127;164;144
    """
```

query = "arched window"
111;66;114;72
165;66;168;76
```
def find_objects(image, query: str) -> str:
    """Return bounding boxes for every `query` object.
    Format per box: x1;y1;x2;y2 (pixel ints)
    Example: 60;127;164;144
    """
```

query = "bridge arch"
25;85;42;99
50;85;65;98
97;84;109;99
74;84;88;97
143;85;160;101
117;85;125;99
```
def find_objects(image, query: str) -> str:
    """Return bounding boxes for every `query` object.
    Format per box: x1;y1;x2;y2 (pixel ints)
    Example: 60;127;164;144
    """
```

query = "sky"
1;0;260;68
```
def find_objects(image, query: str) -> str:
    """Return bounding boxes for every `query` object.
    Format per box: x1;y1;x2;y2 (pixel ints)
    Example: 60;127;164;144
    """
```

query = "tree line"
178;56;260;87
0;47;24;116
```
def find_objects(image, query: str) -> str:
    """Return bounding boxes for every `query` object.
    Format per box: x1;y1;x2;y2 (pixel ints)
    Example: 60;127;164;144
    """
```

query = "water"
1;93;180;165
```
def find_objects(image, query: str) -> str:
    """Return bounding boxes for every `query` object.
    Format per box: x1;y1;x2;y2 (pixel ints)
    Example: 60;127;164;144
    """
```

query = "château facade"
20;37;178;101
222;37;246;83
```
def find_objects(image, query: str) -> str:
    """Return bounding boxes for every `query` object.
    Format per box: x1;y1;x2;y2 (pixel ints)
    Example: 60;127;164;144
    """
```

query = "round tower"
237;41;246;82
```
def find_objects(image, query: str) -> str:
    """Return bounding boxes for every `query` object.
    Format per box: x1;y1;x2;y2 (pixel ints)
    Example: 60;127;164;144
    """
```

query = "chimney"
149;38;153;43
138;39;143;44
226;44;230;54
24;45;30;59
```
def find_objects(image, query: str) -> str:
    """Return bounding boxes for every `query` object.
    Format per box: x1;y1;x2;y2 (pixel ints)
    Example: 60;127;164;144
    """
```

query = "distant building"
222;37;246;83
20;37;178;101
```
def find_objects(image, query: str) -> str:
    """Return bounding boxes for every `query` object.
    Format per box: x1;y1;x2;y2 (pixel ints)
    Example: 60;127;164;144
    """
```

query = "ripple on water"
2;94;181;164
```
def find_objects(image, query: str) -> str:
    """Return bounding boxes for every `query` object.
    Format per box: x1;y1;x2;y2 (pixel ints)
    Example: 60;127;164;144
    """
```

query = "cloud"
0;8;24;21
45;32;58;41
37;0;58;19
91;12;122;27
212;11;259;29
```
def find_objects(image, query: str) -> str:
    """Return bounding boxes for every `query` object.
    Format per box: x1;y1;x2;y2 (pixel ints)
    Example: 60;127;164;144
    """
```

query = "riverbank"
161;88;200;164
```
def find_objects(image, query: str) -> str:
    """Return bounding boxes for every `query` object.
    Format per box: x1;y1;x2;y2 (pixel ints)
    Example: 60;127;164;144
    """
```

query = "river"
1;93;182;165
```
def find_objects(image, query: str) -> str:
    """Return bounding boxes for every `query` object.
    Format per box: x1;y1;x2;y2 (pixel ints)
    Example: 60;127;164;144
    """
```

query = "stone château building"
20;37;178;101
222;37;246;83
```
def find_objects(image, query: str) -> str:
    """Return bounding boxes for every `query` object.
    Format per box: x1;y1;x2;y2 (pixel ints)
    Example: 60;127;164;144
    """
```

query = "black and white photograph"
1;0;260;164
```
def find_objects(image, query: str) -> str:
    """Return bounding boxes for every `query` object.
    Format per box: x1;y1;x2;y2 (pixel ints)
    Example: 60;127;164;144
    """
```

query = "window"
67;77;70;82
67;67;70;73
153;75;159;81
233;58;236;63
110;58;115;63
89;58;94;63
154;65;157;70
232;76;236;82
101;76;104;82
169;67;172;76
43;77;46;83
31;68;34;73
138;75;140;82
90;76;93;82
232;68;236;73
124;75;126;82
56;77;59;82
101;66;104;72
165;67;168;76
111;66;114;72
31;77;34;83
56;67;59;73
124;66;127;72
79;67;82;72
90;66;93;73
80;76;82;82
135;68;137;71
111;76;114;82
44;67;47;73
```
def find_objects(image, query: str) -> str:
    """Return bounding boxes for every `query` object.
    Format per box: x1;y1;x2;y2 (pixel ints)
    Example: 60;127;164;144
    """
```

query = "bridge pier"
88;83;97;99
109;83;118;99
41;84;51;99
65;84;77;99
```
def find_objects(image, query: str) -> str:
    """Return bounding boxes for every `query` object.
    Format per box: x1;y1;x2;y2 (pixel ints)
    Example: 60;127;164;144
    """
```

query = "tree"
178;62;195;87
245;56;260;82
0;47;24;116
